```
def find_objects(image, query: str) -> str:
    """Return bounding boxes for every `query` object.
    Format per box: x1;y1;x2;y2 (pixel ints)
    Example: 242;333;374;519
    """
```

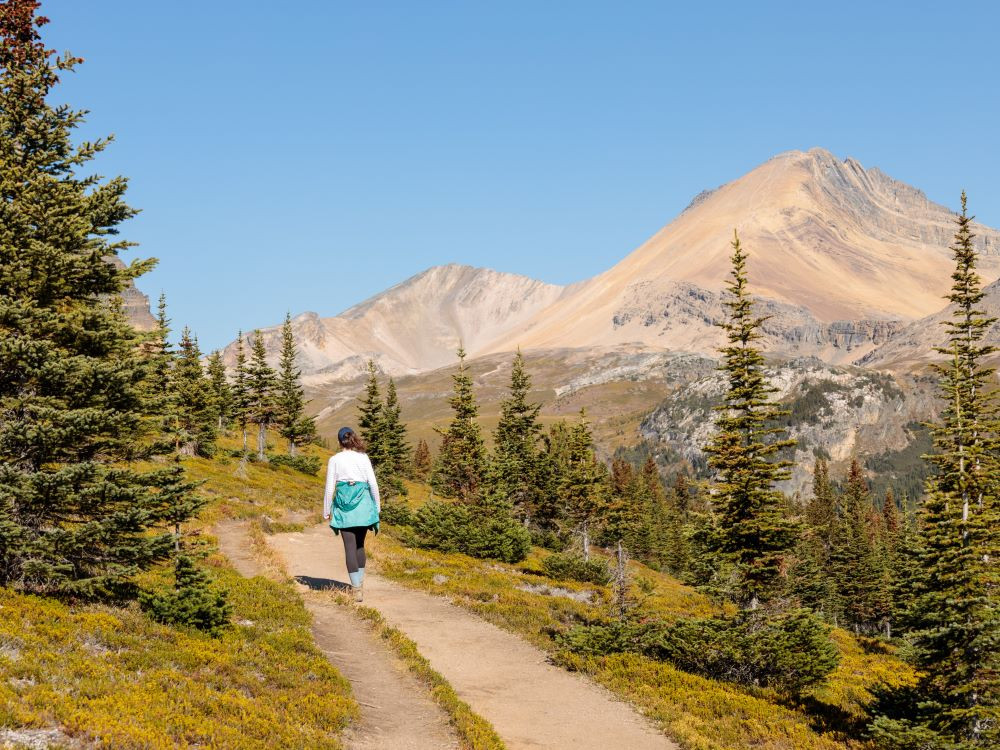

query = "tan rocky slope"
482;148;1000;357
220;264;565;378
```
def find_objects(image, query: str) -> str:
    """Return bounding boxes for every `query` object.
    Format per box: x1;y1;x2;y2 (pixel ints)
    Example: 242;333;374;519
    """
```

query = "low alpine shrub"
410;500;531;564
381;499;415;527
542;552;612;585
558;609;838;697
267;454;321;475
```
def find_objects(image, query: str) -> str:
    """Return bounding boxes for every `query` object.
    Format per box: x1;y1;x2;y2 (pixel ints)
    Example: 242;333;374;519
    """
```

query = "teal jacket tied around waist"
331;480;380;530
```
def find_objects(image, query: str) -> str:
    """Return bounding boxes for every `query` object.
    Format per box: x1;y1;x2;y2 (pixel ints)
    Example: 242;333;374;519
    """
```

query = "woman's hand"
323;514;330;521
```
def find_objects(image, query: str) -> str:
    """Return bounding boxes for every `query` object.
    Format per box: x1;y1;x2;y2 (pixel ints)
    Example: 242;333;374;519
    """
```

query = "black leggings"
340;526;369;574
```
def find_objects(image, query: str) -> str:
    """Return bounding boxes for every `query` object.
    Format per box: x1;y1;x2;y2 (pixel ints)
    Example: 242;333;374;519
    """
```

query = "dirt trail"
214;520;459;750
268;524;678;750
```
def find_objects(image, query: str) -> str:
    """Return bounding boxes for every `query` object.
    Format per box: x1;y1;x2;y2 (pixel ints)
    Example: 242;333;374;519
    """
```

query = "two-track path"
215;520;459;750
265;523;677;750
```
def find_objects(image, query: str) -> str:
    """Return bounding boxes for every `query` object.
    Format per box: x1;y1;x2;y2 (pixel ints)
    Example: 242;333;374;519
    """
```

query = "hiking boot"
352;585;364;603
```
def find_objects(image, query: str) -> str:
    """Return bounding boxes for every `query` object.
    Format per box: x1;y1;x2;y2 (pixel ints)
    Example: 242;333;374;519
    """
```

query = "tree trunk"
242;427;248;453
288;439;296;457
582;521;590;561
257;423;267;460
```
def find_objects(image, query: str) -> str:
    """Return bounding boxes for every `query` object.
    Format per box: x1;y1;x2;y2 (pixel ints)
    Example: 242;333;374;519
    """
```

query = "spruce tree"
559;410;609;560
872;195;1000;748
147;293;173;410
0;1;202;597
492;350;543;520
206;351;232;432
169;328;218;457
535;420;574;532
412;438;432;481
381;378;410;484
703;232;799;610
245;330;277;460
357;359;385;466
793;457;840;620
275;313;315;455
431;347;487;502
231;331;250;453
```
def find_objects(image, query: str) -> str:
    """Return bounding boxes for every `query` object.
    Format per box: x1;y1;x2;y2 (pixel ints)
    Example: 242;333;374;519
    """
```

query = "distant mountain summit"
225;149;1000;376
221;264;564;378
482;148;1000;356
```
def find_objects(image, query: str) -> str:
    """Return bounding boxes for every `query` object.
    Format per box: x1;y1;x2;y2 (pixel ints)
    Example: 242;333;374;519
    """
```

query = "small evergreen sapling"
139;555;231;637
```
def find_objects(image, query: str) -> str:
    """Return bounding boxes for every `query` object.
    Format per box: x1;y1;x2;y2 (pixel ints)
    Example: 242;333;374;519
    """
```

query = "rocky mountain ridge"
222;148;1000;381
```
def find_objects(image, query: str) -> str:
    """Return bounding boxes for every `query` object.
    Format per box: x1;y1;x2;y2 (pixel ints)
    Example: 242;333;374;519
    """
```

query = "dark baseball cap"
338;427;353;443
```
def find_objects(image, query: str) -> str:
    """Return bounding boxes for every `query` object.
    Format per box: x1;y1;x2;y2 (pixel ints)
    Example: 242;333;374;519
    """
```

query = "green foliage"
139;555;231;636
379;378;410;495
410;499;531;563
492;350;544;519
266;453;321;476
542;551;611;585
0;5;203;598
168;327;218;457
206;350;233;431
230;330;251;452
431;347;488;502
245;331;278;460
872;195;1000;748
559;609;839;697
357;358;384;458
557;411;610;556
380;498;415;527
703;232;799;609
274;313;316;455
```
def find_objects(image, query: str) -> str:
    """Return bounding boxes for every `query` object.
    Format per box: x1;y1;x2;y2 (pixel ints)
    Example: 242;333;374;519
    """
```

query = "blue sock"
349;571;362;588
358;567;365;584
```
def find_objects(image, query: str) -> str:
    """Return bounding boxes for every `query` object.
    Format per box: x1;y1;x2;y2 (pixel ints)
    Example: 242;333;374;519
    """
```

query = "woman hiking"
322;427;381;602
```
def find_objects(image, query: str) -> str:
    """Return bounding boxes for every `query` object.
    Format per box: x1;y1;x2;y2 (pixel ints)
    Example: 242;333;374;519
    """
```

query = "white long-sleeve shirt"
322;449;381;518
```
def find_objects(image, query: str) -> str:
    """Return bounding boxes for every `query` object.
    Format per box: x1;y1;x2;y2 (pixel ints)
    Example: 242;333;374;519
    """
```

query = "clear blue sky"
44;0;1000;351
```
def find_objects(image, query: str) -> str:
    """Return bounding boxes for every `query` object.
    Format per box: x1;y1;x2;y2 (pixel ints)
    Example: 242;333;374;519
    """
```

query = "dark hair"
339;429;366;453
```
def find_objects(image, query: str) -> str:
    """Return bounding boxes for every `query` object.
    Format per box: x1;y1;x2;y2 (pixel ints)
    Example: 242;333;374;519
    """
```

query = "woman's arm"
322;456;337;519
365;455;381;512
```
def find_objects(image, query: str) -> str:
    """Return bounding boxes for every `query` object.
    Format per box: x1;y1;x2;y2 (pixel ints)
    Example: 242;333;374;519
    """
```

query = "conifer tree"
793;457;840;620
357;359;385;466
431;347;487;501
147;293;173;408
559;410;609;560
245;330;277;460
168;328;218;457
231;331;250;453
534;421;574;532
0;1;202;597
828;459;885;631
206;351;232;431
492;350;543;520
703;232;799;610
872;195;1000;748
412;438;432;481
275;313;315;455
381;378;410;483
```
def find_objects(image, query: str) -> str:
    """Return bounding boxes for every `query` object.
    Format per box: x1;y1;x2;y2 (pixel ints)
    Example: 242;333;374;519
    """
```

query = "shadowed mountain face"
223;148;1000;379
107;256;156;331
859;278;1000;371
